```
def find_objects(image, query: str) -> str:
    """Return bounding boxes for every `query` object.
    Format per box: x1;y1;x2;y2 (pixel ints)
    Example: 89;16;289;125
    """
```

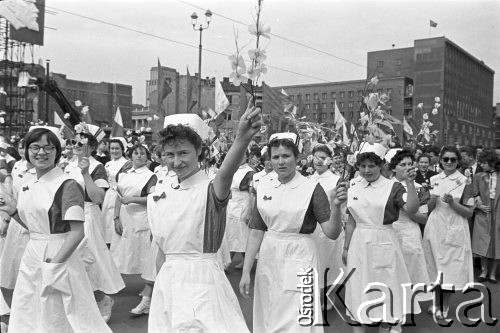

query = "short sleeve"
249;198;267;231
91;164;109;188
312;184;331;223
116;161;133;183
239;171;255;191
60;180;85;221
392;182;407;209
141;174;158;197
461;182;474;206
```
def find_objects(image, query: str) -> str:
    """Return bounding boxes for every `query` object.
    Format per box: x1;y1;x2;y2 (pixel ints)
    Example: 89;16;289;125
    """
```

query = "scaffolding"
0;18;40;137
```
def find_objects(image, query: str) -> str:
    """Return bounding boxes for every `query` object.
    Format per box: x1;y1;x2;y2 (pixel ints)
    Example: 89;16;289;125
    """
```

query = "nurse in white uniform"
101;138;131;244
309;144;346;295
0;139;35;305
239;134;346;333
148;106;261;332
422;146;474;319
111;143;157;316
65;124;125;322
1;127;110;333
343;152;419;333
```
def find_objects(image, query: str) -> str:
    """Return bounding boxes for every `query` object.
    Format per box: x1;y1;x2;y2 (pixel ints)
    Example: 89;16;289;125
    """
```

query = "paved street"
2;255;499;332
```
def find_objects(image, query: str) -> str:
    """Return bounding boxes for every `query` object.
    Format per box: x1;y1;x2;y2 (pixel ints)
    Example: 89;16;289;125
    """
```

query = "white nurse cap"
358;142;387;160
28;126;65;146
87;124;106;142
384;148;402;164
269;132;298;144
163;114;210;141
110;136;128;150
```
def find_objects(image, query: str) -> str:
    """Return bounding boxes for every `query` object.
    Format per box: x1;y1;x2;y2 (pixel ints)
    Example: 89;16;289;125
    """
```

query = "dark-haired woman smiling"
240;136;346;332
0;127;110;332
423;146;474;318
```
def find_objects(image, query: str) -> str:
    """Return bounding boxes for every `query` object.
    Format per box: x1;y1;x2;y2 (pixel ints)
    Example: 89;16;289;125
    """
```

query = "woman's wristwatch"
113;216;120;221
343;246;349;251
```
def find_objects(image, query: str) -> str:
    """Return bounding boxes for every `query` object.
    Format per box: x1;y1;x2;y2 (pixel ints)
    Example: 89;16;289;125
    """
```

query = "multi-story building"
276;77;413;139
49;73;133;129
495;103;500;148
368;37;495;147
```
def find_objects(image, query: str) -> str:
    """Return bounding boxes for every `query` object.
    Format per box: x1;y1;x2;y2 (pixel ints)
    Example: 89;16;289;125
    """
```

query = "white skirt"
0;220;30;289
254;230;323;333
225;191;250;252
0;232;10;315
312;224;346;286
148;253;248;333
9;233;111;333
101;188;119;243
345;224;417;324
79;203;125;294
110;205;151;275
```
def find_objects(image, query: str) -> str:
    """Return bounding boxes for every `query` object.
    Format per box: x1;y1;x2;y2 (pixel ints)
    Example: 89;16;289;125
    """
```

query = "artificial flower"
228;54;246;73
434;103;441;109
126;129;132;136
81;106;89;115
379;93;390;105
248;21;271;39
432;108;439;115
248;48;267;63
417;103;424;109
422;113;429;120
464;169;472;178
0;111;5;116
145;127;152;132
0;117;4;124
434;97;440;103
229;71;248;86
80;137;88;145
369;76;379;86
139;135;146;142
75;100;82;107
146;116;153;122
365;93;379;112
139;126;145;132
64;113;70;119
247;63;267;81
153;114;160;120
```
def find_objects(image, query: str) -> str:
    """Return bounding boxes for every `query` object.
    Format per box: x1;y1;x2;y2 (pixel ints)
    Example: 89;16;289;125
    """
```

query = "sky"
34;0;500;106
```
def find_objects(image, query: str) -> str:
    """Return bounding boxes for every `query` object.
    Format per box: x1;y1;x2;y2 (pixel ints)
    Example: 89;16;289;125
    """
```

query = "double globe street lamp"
190;9;212;114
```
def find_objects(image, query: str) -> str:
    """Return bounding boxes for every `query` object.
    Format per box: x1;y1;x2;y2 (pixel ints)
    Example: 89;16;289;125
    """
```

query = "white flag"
403;116;413;136
334;101;346;130
281;88;289;96
342;123;350;145
215;78;229;115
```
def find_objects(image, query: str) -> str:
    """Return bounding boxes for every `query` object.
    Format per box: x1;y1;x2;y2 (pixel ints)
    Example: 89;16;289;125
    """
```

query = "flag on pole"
281;88;288;96
111;107;124;137
430;20;438;28
186;66;197;113
156;59;172;117
334;101;346;130
403;116;413;136
214;78;229;116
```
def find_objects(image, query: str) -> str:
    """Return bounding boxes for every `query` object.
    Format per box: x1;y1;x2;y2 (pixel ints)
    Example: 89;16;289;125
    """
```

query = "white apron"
423;171;474;289
111;166;153;274
225;164;253;252
346;177;414;324
0;161;35;289
147;170;248;333
254;173;323;333
392;180;431;302
101;156;129;243
65;158;125;294
9;168;111;333
309;171;346;286
0;215;9;315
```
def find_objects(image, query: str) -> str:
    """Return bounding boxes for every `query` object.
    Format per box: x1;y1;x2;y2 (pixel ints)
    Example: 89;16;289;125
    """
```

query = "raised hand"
236;98;263;141
78;156;90;175
333;182;347;206
402;165;417;182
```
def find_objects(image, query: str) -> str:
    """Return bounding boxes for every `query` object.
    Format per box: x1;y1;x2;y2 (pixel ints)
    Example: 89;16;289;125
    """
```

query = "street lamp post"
190;9;212;114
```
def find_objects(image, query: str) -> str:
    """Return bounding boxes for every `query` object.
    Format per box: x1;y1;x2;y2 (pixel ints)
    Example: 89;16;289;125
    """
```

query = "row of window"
447;122;493;139
288;88;393;102
311;111;355;120
302;101;362;111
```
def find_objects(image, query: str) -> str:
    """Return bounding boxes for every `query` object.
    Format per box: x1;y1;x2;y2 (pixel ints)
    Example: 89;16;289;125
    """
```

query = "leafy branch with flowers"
228;0;269;106
414;97;441;144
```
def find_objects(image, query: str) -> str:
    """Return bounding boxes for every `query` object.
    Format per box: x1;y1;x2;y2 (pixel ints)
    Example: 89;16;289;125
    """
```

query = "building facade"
49;73;133;129
368;37;495;147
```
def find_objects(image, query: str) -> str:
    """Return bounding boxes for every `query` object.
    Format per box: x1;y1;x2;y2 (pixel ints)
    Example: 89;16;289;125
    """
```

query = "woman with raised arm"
423;146;474;319
147;102;262;332
0;127;110;332
239;134;346;333
343;152;419;333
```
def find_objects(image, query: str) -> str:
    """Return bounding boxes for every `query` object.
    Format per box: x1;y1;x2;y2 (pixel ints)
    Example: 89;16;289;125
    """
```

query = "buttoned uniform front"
345;176;413;324
8;167;111;333
391;179;431;302
252;172;324;333
225;163;254;252
0;160;36;290
423;171;474;289
65;156;124;294
101;156;130;243
309;170;346;286
111;165;155;274
147;170;248;333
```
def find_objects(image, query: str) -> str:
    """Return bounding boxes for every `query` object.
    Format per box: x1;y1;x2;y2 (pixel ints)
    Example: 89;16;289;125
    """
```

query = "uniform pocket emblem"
263;195;272;201
22;186;29;191
153;192;166;202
